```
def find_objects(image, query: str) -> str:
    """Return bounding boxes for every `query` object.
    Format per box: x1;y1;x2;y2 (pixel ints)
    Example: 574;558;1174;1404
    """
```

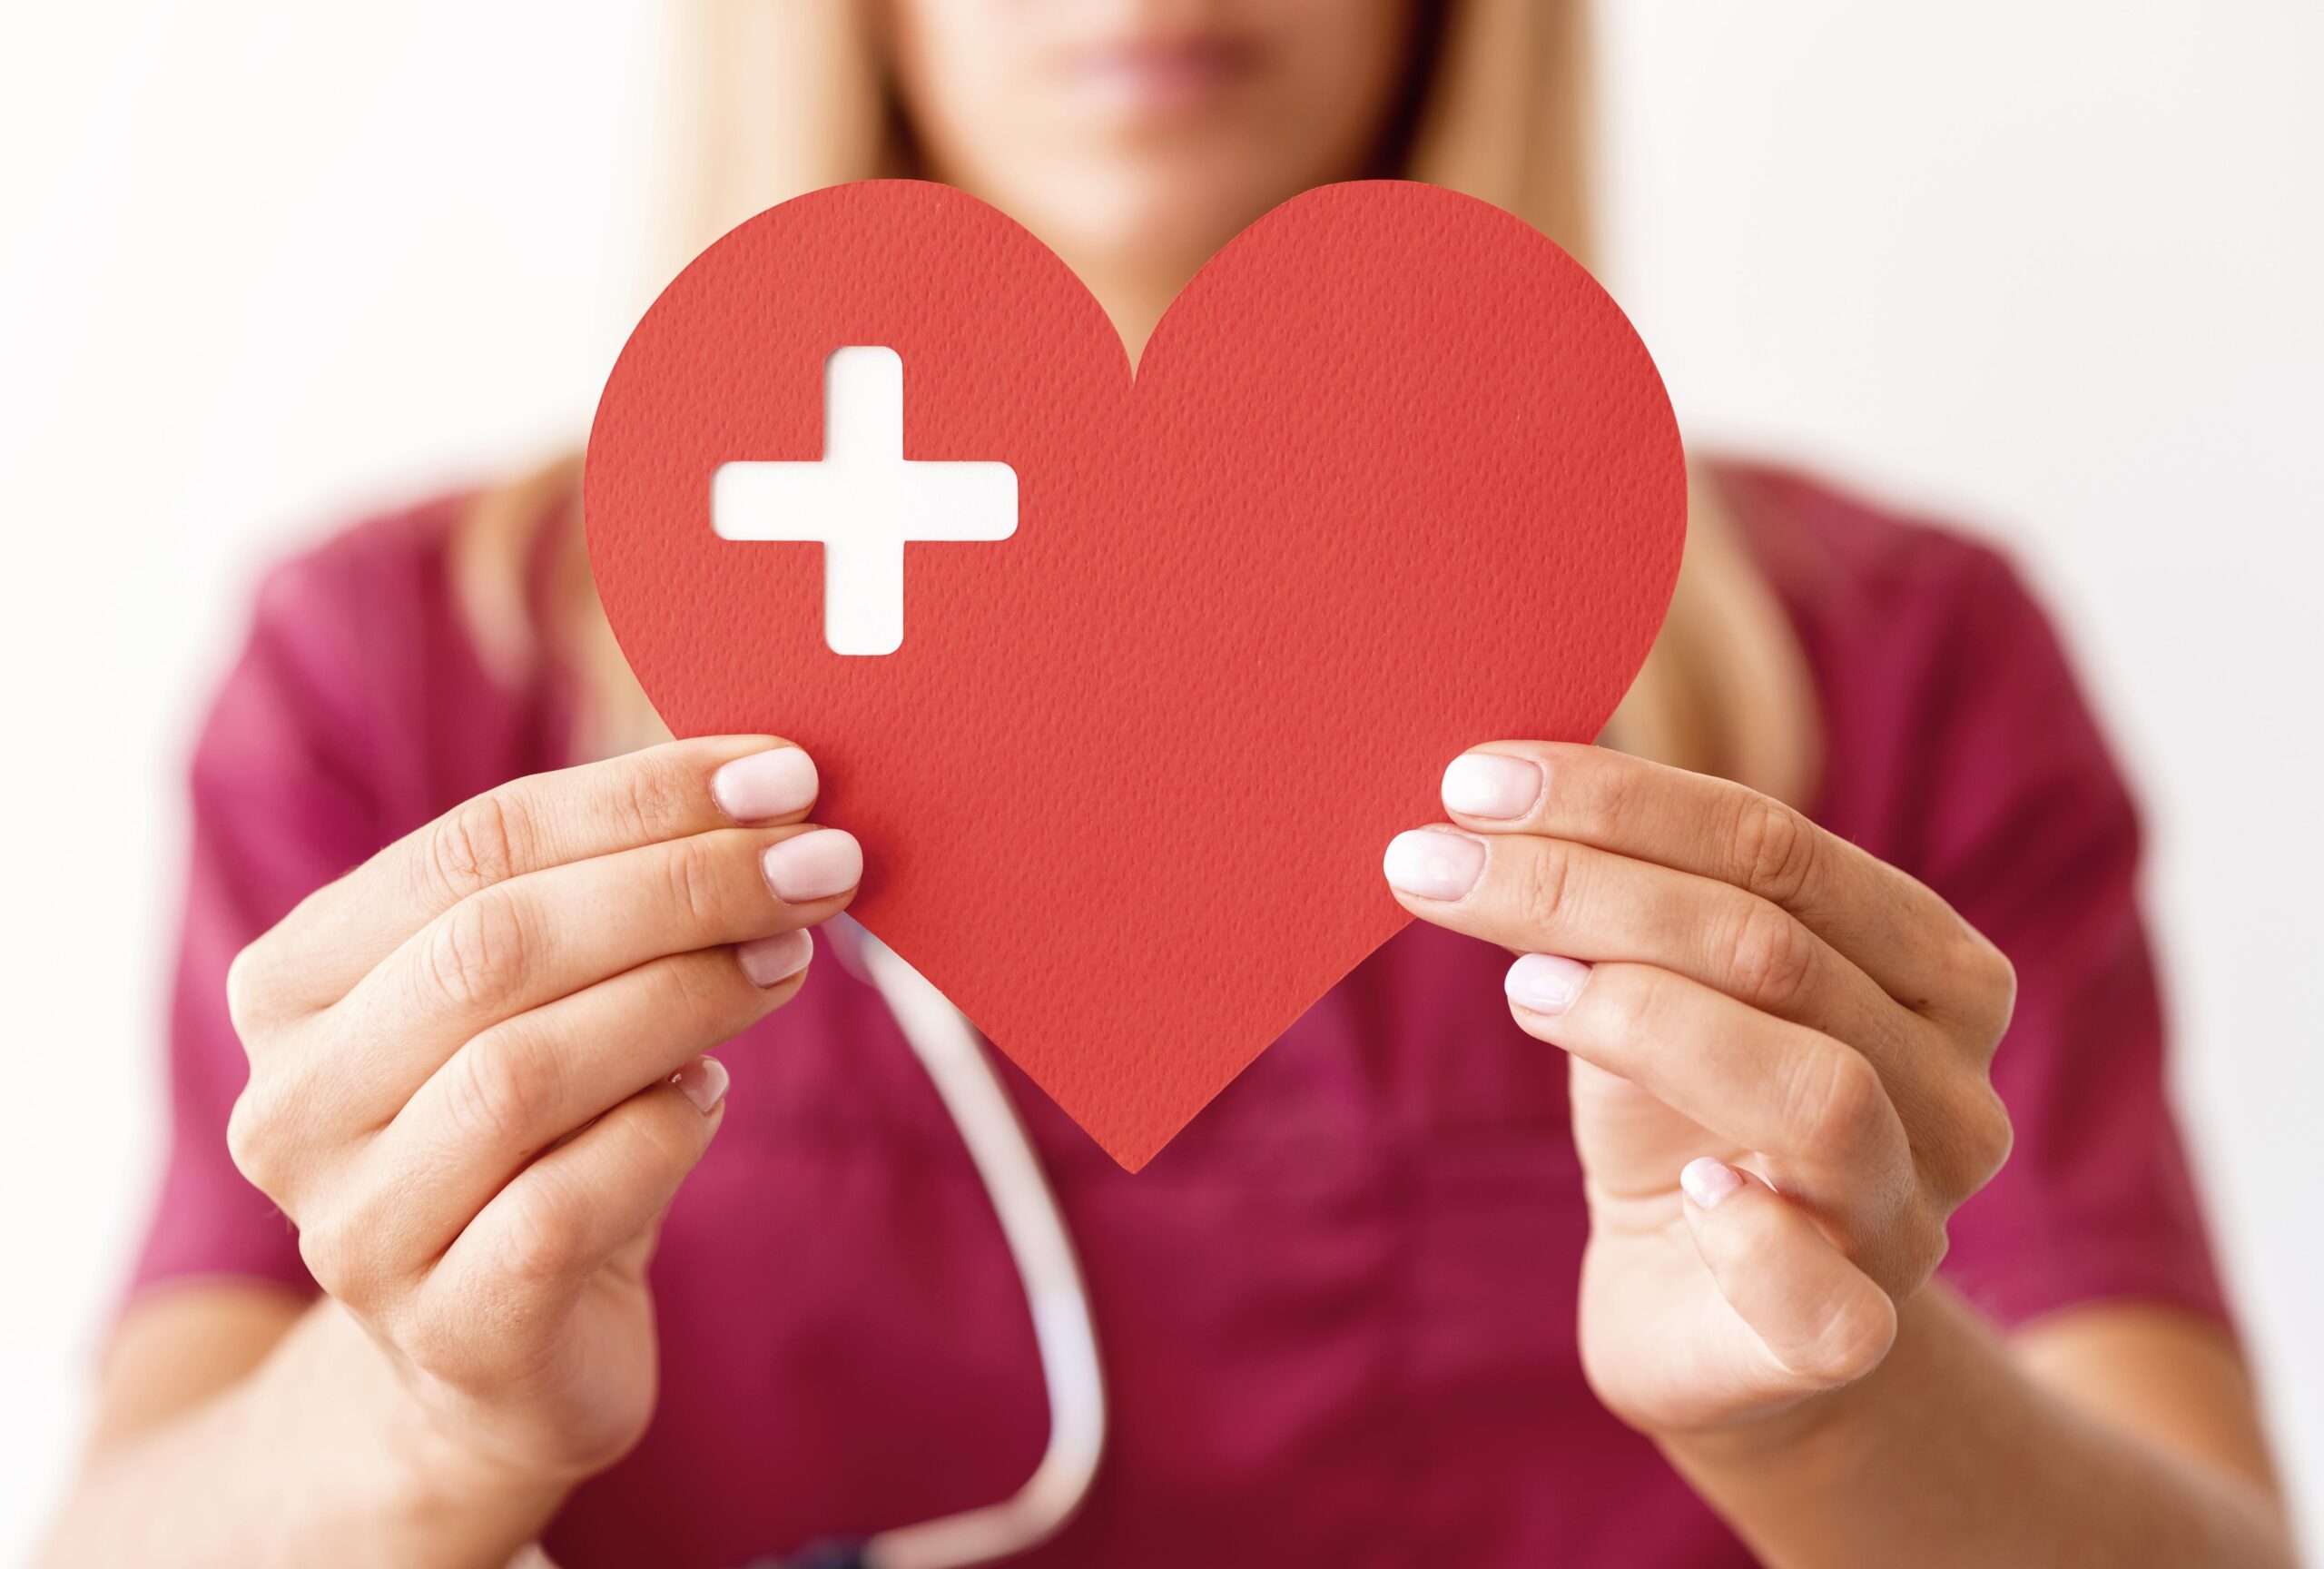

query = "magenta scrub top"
131;461;2230;1567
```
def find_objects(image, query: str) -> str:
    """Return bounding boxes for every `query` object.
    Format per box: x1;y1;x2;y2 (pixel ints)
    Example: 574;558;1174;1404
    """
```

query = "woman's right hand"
222;736;858;1499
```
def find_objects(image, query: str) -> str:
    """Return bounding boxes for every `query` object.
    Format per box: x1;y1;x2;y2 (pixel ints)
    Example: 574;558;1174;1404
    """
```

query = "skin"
46;738;862;1566
39;2;2295;1564
1389;745;2292;1564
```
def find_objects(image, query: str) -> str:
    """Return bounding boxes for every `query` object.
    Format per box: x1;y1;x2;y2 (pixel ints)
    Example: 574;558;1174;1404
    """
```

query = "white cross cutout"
713;346;1019;656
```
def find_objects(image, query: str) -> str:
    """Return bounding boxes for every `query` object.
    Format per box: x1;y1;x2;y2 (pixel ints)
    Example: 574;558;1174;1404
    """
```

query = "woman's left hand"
1384;742;2019;1438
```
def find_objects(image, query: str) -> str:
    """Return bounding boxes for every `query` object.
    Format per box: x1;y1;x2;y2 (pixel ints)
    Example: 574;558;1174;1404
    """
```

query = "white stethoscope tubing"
852;934;1108;1569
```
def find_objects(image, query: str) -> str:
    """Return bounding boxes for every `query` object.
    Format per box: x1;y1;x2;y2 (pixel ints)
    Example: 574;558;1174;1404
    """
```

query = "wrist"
265;1300;571;1566
381;1383;571;1551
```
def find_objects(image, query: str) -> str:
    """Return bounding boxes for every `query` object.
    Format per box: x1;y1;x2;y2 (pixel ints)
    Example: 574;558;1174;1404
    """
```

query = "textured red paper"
586;180;1684;1169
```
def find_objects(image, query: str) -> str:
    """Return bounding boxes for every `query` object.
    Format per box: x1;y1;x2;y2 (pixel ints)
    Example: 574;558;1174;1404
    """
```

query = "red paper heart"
586;180;1683;1169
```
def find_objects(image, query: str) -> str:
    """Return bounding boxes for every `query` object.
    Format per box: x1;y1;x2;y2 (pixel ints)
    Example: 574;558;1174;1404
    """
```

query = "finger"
369;933;812;1258
1439;743;2013;1036
1678;1158;1897;1396
1385;824;1908;1061
328;822;858;1100
240;736;819;1018
420;1060;731;1364
303;824;853;1125
1503;957;1915;1229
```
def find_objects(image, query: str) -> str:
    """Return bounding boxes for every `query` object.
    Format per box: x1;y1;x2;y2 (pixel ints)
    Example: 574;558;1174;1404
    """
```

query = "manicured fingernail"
1680;1157;1744;1209
1504;953;1591;1015
712;746;819;823
761;828;862;903
671;1055;729;1116
1443;753;1543;819
736;928;813;987
1383;828;1485;901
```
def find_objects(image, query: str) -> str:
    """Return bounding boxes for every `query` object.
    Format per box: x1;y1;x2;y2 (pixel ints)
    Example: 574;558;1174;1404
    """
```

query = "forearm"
1659;1285;2295;1569
37;1299;564;1569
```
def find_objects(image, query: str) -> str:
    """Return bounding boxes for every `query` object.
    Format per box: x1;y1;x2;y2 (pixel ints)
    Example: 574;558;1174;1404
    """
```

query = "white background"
1;2;2317;1558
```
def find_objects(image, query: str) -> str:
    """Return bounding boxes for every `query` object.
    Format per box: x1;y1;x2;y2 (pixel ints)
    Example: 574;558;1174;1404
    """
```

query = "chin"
1029;159;1316;275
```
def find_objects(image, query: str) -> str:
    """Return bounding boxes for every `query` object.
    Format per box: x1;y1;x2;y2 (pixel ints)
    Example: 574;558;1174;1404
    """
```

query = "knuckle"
634;1094;709;1171
1916;1204;1954;1278
296;1213;379;1303
443;1024;565;1150
402;1283;504;1384
661;834;730;932
224;1081;284;1193
1565;751;1644;842
1783;1044;1887;1154
665;952;742;1025
421;894;531;1011
300;1183;423;1307
424;791;528;903
1879;1199;1953;1298
293;1221;341;1293
395;1299;457;1376
612;751;695;843
1795;1290;1896;1386
1727;900;1819;1011
498;1189;586;1287
1949;1080;2015;1193
1970;937;2020;1040
1730;794;1819;905
1513;841;1580;933
1933;924;2017;1046
223;937;279;1039
1613;966;1682;1054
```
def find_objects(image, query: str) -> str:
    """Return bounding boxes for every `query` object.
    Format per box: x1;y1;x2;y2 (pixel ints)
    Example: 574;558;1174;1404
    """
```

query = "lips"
1068;35;1264;117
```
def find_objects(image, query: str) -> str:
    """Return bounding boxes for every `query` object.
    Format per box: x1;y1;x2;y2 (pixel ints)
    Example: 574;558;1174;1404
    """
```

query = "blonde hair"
461;0;1820;804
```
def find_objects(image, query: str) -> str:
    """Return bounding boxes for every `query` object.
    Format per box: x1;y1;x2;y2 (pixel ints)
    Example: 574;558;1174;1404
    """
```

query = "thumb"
1679;1157;1898;1394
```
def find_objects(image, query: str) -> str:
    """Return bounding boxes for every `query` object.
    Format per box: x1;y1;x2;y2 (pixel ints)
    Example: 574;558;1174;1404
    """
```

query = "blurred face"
881;0;1418;313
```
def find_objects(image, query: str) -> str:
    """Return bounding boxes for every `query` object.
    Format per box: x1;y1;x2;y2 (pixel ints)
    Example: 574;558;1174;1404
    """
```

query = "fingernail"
671;1055;729;1116
1383;828;1485;901
1443;753;1543;819
1504;953;1591;1015
712;746;819;823
762;828;862;903
736;928;813;987
1680;1157;1745;1209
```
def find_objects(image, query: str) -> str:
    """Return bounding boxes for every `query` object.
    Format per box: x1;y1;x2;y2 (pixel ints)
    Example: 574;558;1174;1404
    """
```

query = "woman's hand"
223;736;859;1498
1384;742;2017;1438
